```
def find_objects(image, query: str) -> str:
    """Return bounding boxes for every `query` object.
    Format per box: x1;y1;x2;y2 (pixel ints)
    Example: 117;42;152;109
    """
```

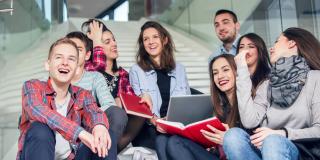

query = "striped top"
73;71;116;111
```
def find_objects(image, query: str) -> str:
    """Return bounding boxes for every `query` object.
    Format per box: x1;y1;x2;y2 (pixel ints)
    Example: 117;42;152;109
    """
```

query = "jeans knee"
262;134;299;160
262;134;284;148
155;135;169;148
167;135;183;153
223;127;248;149
262;134;297;152
27;122;54;143
105;106;128;133
156;134;168;143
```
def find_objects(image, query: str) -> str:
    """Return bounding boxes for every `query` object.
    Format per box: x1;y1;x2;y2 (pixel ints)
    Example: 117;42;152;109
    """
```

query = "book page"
185;117;217;128
157;119;185;129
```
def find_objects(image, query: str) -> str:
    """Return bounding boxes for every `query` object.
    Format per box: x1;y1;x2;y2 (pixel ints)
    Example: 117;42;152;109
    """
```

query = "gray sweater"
73;71;116;111
236;64;320;140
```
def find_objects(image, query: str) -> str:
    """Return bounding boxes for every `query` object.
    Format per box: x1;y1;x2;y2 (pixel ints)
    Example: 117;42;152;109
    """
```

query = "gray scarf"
268;55;310;108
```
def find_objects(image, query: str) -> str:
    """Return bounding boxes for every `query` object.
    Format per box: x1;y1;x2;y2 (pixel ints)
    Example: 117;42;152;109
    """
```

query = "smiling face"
212;57;236;94
214;13;239;43
142;27;166;61
45;43;78;85
238;37;259;72
102;31;118;60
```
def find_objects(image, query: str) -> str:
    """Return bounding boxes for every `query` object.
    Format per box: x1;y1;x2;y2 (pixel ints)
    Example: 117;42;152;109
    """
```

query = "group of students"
17;9;320;160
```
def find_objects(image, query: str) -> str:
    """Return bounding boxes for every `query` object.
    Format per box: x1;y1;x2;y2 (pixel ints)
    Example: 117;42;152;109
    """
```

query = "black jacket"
293;138;320;160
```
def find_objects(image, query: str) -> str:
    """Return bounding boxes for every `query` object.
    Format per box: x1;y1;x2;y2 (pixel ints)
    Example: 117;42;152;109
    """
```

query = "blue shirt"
129;63;191;117
208;34;241;62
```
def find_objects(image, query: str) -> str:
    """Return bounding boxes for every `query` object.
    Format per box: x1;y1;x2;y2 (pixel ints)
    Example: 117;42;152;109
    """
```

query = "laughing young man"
209;9;241;61
18;38;116;160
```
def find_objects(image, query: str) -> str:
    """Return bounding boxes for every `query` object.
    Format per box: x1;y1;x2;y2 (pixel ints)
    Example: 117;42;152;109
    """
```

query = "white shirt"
55;93;72;160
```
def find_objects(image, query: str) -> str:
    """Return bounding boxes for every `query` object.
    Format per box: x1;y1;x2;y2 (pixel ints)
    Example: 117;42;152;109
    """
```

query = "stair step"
0;18;211;115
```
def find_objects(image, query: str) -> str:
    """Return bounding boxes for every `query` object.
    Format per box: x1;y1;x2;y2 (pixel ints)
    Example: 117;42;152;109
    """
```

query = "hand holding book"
156;117;226;148
120;93;153;119
201;123;229;145
156;117;167;133
139;93;153;110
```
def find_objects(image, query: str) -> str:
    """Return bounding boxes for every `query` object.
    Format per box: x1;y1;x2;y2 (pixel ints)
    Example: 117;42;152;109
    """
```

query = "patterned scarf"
268;55;310;108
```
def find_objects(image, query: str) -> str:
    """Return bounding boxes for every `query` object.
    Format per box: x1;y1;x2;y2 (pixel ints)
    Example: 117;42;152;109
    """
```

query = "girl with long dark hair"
223;28;320;160
157;33;271;160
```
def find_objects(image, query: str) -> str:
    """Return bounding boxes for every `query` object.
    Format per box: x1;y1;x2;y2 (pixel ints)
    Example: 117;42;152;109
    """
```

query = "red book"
119;93;153;119
156;117;226;148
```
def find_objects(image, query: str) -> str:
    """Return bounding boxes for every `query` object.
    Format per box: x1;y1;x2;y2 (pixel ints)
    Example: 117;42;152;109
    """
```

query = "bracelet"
281;127;288;138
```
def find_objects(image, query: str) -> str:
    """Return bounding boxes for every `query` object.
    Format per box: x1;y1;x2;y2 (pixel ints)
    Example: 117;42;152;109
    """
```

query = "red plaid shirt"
85;46;106;72
118;67;134;96
17;79;109;160
84;46;134;96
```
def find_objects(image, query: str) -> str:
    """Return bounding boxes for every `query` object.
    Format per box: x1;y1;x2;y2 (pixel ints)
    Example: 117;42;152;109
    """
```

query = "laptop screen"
166;95;214;125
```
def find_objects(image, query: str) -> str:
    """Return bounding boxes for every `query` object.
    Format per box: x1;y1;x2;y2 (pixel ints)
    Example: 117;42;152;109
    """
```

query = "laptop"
166;94;214;125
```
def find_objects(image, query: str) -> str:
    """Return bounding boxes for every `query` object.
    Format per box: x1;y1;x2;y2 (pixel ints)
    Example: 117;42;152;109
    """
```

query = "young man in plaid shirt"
17;38;116;160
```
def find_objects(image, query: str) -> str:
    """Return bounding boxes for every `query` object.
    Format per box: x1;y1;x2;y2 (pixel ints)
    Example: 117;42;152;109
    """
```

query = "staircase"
0;18;211;159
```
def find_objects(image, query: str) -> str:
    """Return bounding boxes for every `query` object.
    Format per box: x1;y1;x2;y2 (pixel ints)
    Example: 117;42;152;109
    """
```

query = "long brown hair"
209;54;239;127
136;21;176;72
81;19;119;72
236;33;271;97
283;27;320;70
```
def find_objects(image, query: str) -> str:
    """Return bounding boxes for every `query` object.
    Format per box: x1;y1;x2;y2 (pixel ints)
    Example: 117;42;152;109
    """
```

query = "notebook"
119;93;153;119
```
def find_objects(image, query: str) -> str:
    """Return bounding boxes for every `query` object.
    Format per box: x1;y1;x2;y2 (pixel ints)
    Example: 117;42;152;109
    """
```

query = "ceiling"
67;0;118;18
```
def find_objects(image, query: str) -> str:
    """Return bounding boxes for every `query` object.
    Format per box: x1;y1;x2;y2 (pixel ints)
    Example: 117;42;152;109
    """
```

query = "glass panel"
0;1;67;157
146;0;320;50
0;0;69;58
267;0;283;47
114;1;129;21
314;0;320;39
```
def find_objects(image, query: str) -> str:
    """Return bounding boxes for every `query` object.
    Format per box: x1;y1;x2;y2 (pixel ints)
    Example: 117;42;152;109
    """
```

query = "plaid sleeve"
85;46;106;71
22;80;84;142
118;68;135;96
80;89;109;131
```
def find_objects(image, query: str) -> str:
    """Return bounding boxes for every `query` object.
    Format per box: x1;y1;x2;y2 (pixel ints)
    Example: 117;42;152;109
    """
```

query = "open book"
156;117;226;148
119;93;153;119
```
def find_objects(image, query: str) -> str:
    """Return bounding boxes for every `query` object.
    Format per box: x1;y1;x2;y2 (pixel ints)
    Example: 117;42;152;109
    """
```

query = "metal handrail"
0;8;13;12
0;0;13;15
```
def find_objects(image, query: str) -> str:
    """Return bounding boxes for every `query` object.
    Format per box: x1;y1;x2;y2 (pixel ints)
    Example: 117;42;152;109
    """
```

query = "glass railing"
146;0;320;51
0;0;67;158
0;0;67;70
0;0;48;55
156;0;193;26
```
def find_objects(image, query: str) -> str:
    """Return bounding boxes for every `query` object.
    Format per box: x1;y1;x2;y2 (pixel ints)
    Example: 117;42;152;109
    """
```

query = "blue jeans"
166;135;219;160
132;122;158;149
105;106;128;142
20;122;117;160
223;128;299;160
155;134;170;160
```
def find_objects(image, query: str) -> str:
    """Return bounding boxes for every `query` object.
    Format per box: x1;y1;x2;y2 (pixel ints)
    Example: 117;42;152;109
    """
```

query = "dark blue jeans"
156;135;219;160
105;105;128;142
132;122;158;149
155;134;170;160
20;122;117;160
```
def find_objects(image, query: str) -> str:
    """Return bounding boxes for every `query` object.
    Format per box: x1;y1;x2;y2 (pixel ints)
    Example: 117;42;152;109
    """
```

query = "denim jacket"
129;63;191;117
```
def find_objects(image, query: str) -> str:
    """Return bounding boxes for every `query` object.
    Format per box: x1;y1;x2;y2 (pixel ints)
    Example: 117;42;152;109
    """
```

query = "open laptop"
166;94;214;125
